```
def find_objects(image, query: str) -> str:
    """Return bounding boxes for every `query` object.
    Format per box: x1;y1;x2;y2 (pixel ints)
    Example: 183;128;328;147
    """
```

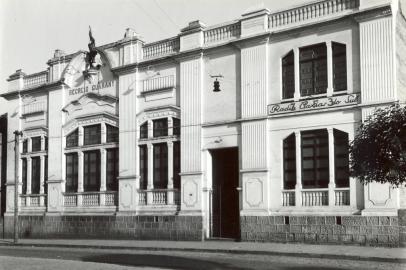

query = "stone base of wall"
240;215;400;247
3;215;203;241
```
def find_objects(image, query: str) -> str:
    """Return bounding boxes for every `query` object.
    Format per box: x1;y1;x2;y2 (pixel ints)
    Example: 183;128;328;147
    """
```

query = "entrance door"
211;147;239;239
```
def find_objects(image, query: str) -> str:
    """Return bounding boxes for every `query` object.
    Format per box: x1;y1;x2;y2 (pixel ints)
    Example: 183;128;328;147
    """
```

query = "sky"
0;0;311;95
0;0;404;101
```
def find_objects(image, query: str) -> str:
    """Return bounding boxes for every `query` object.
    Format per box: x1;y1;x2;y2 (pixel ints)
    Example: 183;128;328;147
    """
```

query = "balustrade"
63;191;117;207
142;75;175;93
20;194;47;208
143;38;179;59
301;189;329;206
282;190;295;206
137;189;179;206
335;188;350;205
23;71;48;89
22;101;46;115
269;0;359;28
204;22;241;44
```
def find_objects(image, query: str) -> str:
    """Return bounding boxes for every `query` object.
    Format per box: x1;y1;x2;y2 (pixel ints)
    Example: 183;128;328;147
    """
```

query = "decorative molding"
182;179;198;207
63;112;118;135
137;105;180;124
245;178;264;208
22;126;48;138
62;92;118;116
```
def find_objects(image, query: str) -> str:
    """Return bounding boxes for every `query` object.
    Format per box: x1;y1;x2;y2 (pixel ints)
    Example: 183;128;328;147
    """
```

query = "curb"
0;242;405;264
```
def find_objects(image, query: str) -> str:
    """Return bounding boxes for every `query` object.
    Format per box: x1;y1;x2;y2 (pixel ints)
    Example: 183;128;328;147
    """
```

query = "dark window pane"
173;141;181;189
282;50;295;99
283;134;296;189
334;129;349;187
333;42;347;91
45;137;48;151
153;119;168;138
45;156;48;194
300;43;327;96
31;157;40;194
22;158;27;194
31;137;41;152
84;150;100;191
139;145;148;190
301;129;329;188
65;153;78;192
84;124;101;145
106;148;119;191
22;139;28;153
153;143;168;189
173;118;181;136
66;129;78;148
106;125;119;143
140;122;148;139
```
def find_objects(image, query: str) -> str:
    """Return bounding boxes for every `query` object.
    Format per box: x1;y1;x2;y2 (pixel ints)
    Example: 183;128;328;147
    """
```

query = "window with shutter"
84;150;100;191
66;129;79;148
65;153;78;192
84;124;101;145
334;129;349;187
139;145;148;190
153;119;168;138
300;43;327;96
140;122;148;139
106;148;119;191
282;50;295;99
106;125;119;143
31;156;41;194
301;129;329;188
333;42;347;91
153;143;168;189
31;137;41;152
283;134;296;190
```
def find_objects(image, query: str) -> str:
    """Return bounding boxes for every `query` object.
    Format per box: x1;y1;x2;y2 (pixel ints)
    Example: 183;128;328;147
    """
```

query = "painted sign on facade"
68;80;115;96
267;93;360;115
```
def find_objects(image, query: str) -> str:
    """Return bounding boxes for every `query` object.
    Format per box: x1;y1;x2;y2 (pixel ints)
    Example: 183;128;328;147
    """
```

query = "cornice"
354;5;392;22
0;79;65;100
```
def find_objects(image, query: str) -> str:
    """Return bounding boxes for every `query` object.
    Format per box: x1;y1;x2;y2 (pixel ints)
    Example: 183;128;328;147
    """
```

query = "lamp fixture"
210;74;223;92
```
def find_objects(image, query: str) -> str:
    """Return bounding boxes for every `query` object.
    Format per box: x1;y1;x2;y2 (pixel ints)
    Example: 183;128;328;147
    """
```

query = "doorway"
210;147;240;239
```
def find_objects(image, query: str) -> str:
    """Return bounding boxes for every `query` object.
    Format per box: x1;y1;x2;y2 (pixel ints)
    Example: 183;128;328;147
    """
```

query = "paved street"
0;245;404;270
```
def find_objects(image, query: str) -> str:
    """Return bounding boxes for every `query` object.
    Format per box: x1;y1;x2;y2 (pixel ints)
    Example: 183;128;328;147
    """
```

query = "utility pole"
13;130;22;244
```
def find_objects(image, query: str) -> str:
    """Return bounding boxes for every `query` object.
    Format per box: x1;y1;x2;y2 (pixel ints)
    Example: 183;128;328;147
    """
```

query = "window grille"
84;124;101;145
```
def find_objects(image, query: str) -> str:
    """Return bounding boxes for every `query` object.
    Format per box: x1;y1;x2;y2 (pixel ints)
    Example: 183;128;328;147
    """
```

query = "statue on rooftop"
85;26;102;71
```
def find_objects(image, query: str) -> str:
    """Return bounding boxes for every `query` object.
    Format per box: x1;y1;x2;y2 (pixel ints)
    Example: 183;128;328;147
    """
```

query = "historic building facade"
1;0;405;245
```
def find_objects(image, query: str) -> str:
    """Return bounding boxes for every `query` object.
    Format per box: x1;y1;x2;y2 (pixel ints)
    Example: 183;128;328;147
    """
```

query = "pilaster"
40;155;45;206
327;128;335;206
294;131;302;207
326;41;334;96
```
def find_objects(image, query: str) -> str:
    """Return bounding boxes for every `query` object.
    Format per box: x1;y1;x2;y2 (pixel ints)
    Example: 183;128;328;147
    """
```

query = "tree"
350;103;406;187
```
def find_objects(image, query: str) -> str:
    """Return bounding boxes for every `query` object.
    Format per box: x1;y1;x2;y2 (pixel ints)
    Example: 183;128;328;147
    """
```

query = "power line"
129;0;169;37
152;0;181;30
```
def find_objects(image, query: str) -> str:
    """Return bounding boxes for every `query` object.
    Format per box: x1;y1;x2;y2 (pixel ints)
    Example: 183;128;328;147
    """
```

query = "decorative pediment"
137;105;180;125
62;92;118;116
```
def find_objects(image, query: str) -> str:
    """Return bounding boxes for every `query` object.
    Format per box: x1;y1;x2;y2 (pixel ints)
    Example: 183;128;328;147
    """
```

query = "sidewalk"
0;238;405;263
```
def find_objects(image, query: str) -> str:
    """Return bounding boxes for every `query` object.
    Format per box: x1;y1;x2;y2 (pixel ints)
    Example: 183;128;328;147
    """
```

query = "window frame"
301;129;329;189
83;124;101;146
31;136;41;152
299;43;328;97
66;129;79;148
83;150;101;192
65;152;78;193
